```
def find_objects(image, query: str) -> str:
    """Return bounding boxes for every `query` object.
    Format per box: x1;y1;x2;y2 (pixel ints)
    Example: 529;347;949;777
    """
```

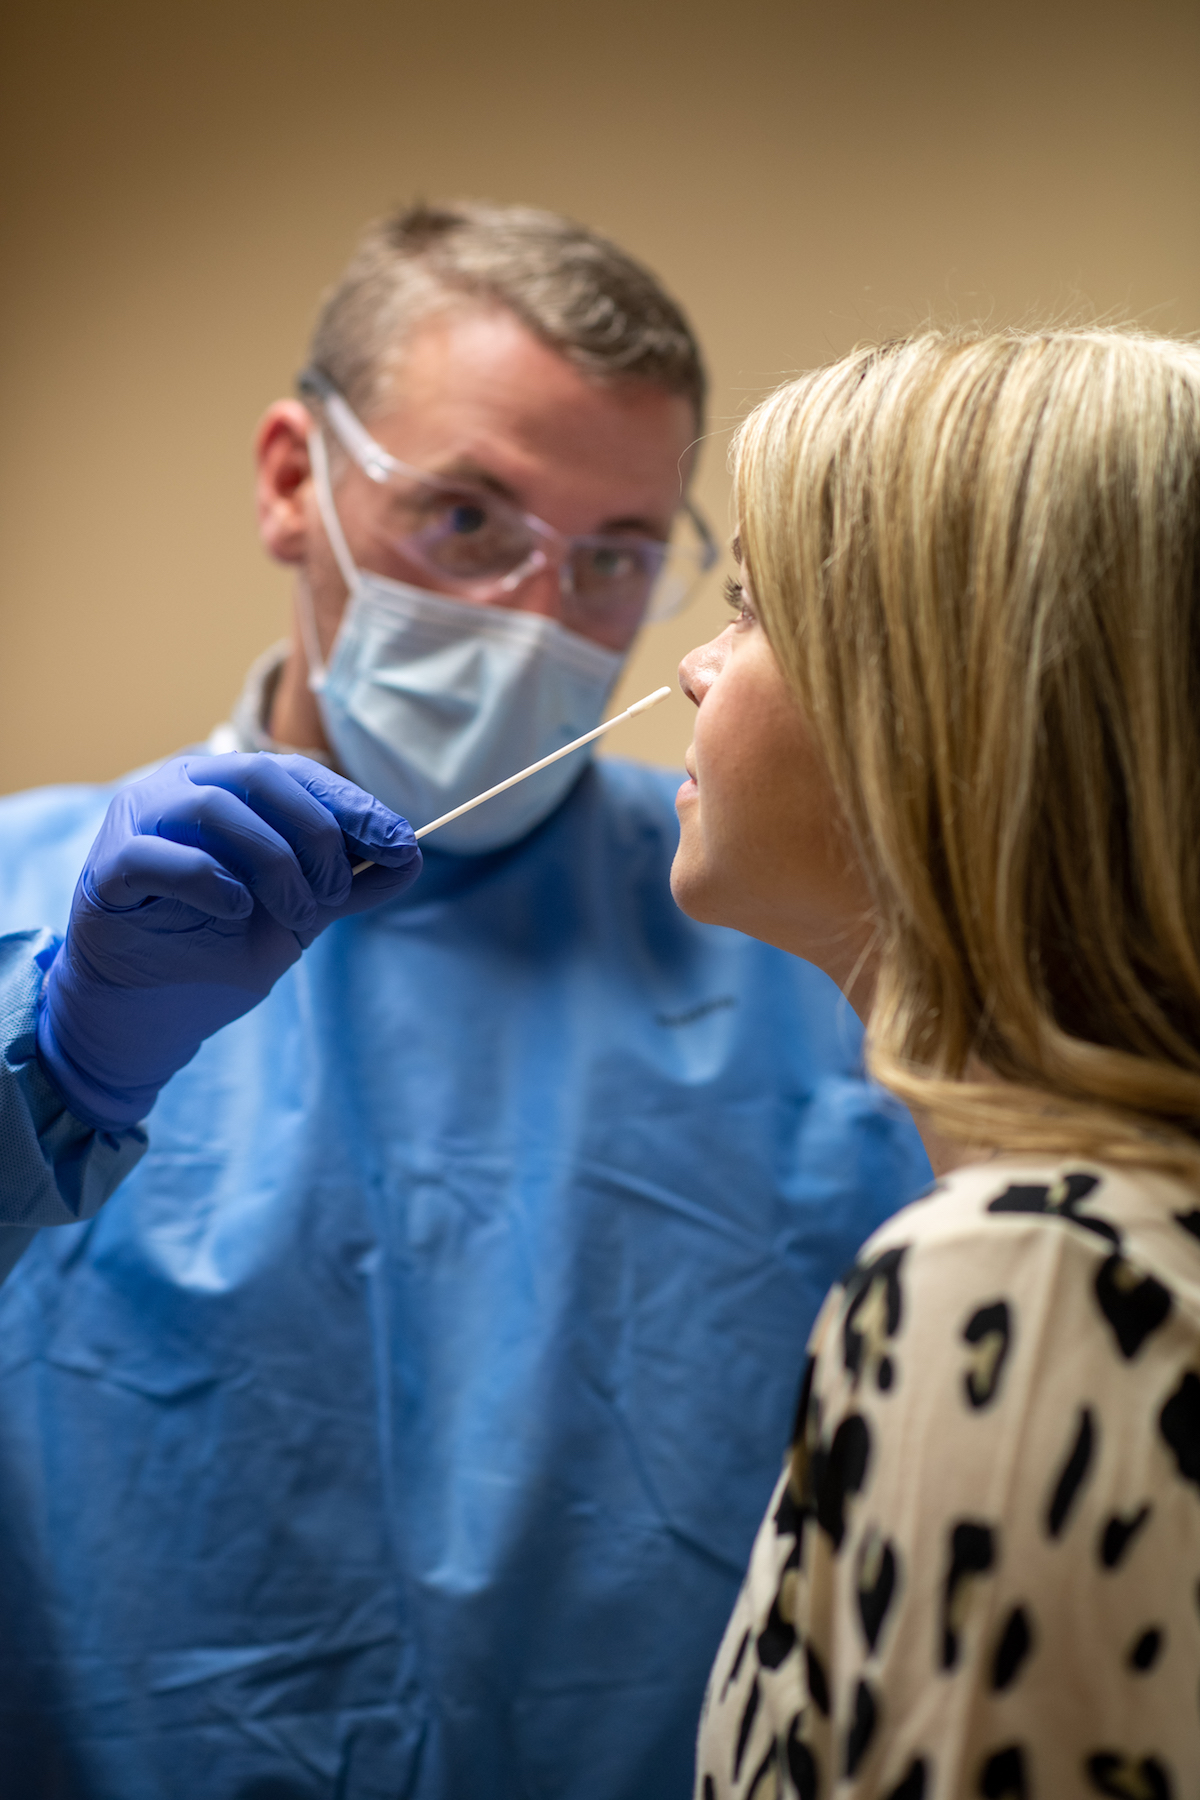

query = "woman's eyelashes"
723;575;755;622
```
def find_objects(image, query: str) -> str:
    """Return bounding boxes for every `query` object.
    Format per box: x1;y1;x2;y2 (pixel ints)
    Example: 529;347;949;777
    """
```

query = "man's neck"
267;619;331;754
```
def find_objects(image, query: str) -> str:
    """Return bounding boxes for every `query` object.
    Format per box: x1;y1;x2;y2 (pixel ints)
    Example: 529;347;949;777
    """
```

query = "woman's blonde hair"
735;330;1200;1177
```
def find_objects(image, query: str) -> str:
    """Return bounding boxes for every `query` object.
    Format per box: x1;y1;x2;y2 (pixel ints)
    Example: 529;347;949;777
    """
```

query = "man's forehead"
373;303;692;423
364;306;697;522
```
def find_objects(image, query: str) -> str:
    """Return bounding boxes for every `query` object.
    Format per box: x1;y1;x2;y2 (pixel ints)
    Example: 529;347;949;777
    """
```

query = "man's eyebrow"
598;512;671;537
424;456;521;502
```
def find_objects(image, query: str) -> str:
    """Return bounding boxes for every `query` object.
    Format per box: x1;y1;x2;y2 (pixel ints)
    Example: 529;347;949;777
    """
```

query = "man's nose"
678;632;730;707
508;565;566;619
491;550;568;622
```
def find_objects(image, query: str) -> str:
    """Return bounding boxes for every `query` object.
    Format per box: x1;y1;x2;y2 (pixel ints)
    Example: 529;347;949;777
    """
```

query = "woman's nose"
679;632;729;707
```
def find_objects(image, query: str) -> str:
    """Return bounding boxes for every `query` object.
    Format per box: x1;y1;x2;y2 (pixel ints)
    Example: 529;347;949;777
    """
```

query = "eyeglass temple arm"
684;499;719;570
297;366;404;483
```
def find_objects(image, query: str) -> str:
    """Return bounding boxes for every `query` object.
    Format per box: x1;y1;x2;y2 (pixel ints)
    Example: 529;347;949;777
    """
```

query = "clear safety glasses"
297;367;717;641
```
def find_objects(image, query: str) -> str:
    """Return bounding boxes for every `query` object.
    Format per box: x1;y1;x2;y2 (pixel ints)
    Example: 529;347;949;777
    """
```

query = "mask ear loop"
301;428;361;694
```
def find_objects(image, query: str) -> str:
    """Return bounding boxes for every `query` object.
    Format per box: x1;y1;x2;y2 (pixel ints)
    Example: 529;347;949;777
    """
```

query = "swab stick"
351;685;672;874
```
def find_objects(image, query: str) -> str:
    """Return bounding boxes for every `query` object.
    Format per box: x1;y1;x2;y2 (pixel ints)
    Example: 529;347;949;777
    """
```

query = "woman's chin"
668;846;725;926
670;855;760;939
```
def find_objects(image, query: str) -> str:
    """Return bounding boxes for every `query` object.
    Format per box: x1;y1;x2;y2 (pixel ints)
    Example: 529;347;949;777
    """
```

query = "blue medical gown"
0;927;147;1279
0;759;930;1800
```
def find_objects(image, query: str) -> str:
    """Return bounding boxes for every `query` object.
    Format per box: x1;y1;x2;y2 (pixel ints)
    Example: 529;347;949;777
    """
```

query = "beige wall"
1;0;1197;794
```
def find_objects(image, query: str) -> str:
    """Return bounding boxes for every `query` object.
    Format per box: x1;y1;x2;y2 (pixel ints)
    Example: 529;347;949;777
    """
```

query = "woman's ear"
255;402;315;566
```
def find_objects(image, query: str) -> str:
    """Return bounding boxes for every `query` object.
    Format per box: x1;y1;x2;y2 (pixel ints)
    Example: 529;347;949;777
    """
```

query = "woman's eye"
723;575;754;621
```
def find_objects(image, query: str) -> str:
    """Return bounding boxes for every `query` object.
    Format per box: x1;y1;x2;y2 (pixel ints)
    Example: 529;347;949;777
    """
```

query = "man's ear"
255;401;316;566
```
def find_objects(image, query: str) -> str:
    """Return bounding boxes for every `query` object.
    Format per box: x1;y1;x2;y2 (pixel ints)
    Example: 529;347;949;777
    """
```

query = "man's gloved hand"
36;754;422;1131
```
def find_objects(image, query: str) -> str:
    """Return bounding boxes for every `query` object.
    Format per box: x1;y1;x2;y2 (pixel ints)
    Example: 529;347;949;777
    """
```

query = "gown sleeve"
0;929;147;1280
695;1168;1200;1799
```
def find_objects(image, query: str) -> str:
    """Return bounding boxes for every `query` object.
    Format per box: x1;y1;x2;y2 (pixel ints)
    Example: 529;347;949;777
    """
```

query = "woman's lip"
676;773;697;807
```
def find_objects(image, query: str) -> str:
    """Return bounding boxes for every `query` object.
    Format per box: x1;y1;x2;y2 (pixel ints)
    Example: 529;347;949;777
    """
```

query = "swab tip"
625;685;673;717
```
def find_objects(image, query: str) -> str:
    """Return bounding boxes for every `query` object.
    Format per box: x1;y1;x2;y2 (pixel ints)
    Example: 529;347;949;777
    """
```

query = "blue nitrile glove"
36;753;421;1131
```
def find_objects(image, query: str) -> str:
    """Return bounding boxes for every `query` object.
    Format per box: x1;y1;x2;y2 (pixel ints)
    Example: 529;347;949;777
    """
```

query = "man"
0;203;929;1798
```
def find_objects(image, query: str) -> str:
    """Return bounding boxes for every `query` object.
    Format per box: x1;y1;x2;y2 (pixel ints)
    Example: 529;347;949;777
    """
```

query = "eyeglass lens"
377;480;678;607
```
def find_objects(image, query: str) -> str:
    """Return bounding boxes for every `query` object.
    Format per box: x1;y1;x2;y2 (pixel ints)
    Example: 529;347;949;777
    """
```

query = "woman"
674;330;1200;1799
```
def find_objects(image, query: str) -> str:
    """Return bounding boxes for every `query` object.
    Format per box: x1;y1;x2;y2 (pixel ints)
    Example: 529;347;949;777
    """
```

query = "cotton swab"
350;685;673;874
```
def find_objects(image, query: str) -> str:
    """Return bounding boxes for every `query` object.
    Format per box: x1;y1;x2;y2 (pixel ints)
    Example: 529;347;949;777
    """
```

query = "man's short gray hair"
308;200;707;428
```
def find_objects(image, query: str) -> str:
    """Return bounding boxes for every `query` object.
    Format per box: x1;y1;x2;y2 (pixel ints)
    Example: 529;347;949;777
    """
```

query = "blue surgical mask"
303;433;624;855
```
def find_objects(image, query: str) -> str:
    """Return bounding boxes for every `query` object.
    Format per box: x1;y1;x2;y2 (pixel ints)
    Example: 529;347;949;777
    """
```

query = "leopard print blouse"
695;1159;1200;1800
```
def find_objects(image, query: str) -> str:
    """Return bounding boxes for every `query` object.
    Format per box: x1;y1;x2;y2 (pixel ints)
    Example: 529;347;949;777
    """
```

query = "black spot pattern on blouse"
1128;1627;1164;1672
856;1528;899;1653
942;1522;996;1670
985;1172;1111;1244
694;1162;1200;1800
1098;1504;1152;1570
843;1679;878;1777
732;1677;760;1780
991;1606;1033;1692
1159;1372;1200;1492
773;1470;803;1539
804;1640;830;1717
843;1247;908;1395
719;1628;751;1702
1094;1255;1172;1359
789;1356;819;1453
979;1744;1028;1798
784;1718;818;1800
743;1742;776;1799
755;1588;795;1671
883;1760;927;1800
1045;1407;1096;1538
1085;1751;1172;1798
962;1300;1011;1408
814;1414;870;1550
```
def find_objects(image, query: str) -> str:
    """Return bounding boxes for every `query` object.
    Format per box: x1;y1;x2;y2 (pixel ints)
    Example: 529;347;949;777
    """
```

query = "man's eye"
448;502;488;536
586;545;650;582
591;547;627;578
